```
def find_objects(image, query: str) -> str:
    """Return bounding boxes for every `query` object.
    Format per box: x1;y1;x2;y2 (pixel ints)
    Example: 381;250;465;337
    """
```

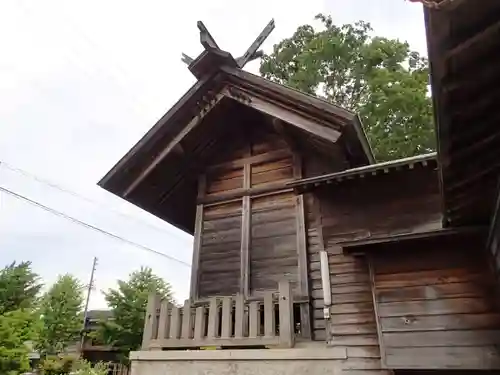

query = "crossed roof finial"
182;19;275;70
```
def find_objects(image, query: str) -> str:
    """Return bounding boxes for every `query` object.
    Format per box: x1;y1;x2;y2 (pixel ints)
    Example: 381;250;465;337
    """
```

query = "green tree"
260;14;435;161
37;275;84;355
0;309;39;375
0;261;42;314
95;267;173;359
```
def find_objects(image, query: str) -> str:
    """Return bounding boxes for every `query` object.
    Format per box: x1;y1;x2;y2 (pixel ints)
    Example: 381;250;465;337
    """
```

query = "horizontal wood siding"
198;201;242;297
370;238;500;370
317;167;441;239
305;168;440;374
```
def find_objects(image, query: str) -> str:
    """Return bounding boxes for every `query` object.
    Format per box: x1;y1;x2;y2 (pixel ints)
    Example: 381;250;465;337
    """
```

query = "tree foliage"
260;14;435;161
37;274;84;355
95;267;173;358
0;309;39;375
0;261;42;315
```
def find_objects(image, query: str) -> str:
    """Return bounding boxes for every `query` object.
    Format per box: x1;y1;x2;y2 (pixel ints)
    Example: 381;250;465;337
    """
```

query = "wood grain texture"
371;244;500;370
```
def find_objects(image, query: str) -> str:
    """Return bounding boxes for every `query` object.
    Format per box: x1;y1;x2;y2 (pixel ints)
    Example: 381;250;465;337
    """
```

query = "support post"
278;280;294;347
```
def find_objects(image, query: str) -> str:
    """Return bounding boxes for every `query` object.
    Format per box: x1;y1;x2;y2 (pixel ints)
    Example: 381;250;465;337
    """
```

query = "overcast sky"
0;0;427;309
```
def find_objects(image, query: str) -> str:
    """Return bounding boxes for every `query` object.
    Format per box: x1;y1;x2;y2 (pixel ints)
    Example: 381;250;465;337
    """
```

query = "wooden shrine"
99;6;500;373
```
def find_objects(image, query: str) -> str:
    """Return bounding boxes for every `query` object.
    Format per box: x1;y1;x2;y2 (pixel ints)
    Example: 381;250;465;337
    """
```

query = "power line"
80;256;98;354
0;161;191;244
0;185;191;267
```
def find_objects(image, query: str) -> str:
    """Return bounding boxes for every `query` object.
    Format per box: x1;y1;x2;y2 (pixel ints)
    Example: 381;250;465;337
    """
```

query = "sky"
0;0;427;309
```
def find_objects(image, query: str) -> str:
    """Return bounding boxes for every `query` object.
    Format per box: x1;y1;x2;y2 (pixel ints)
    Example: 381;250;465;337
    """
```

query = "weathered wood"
194;306;206;340
239;203;251;294
153;336;282;349
249;301;260;338
142;293;160;349
278;280;294;347
169;306;181;339
385;346;500;369
181;300;193;339
384;330;500;348
234;294;245;338
224;87;341;143
380;313;500;332
264;291;275;338
157;299;170;340
206;149;291;175
124;92;224;197
368;257;386;368
378;297;493;317
375;282;489;303
374;268;483;289
200;183;294;205
197;173;207;199
190;204;204;300
220;297;232;339
207;298;219;339
295;193;310;338
327;334;379;347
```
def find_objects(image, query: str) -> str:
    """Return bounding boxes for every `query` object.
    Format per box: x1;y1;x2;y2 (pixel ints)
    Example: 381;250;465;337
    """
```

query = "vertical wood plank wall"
370;237;500;369
194;125;314;300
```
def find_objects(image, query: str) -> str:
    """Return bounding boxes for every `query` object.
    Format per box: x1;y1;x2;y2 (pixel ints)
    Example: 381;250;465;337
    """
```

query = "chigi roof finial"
181;19;275;70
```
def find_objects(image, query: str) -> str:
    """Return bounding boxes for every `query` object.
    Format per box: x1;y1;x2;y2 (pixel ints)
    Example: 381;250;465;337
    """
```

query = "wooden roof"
340;226;486;255
98;50;374;234
288;152;437;193
424;0;500;226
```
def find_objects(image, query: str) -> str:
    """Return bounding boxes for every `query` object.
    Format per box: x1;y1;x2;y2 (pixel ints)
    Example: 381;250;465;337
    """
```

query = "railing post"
157;299;171;341
221;297;232;339
264;291;275;338
142;293;161;350
234;294;244;338
194;305;206;342
278;280;294;347
181;300;193;339
207;297;219;339
249;301;261;338
170;306;181;339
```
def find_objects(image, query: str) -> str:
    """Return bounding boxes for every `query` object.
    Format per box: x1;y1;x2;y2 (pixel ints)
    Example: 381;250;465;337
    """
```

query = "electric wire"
0;185;191;267
0;161;191;244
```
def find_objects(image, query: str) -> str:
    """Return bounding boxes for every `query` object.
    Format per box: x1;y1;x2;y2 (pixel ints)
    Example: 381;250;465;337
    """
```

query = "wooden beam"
181;53;194;65
293;153;311;338
207;149;291;174
272;118;299;152
189;204;204;300
197;21;219;50
223;87;341;144
341;227;486;254
124;93;224;197
199;183;293;205
445;19;500;60
240;163;251;297
236;19;275;68
367;256;387;368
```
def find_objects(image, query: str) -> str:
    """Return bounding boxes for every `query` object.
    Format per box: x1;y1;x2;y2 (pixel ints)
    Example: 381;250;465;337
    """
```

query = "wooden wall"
193;123;328;302
305;166;440;374
488;194;500;288
369;235;500;370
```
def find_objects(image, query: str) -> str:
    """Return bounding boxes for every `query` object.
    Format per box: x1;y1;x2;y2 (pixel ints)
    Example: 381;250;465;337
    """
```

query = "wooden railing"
142;280;295;350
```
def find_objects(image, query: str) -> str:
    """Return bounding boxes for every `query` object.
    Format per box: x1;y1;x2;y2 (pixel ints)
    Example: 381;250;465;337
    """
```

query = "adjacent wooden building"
99;2;500;373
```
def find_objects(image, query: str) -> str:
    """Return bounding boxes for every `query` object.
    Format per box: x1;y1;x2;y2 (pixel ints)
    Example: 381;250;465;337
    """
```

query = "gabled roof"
98;50;374;234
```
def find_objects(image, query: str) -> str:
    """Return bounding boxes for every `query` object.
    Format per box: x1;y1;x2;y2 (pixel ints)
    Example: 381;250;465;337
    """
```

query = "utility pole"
80;256;98;355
